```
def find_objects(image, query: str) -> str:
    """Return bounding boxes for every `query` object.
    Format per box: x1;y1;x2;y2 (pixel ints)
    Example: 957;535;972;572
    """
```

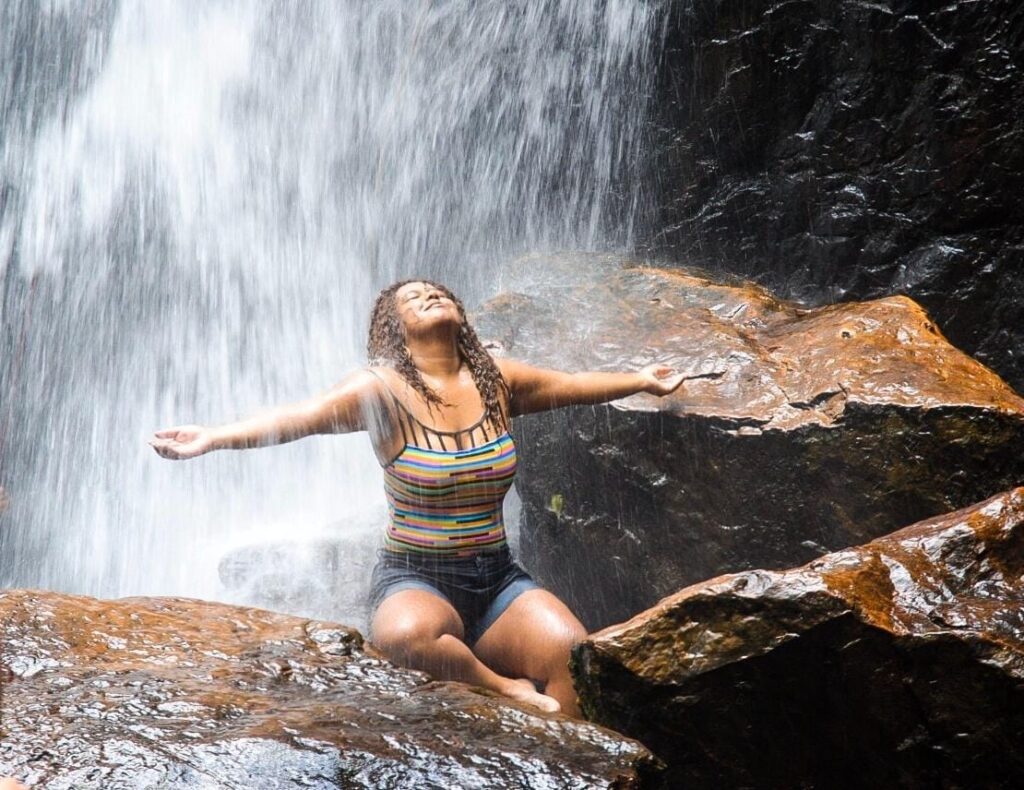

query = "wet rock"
0;590;657;789
572;487;1024;789
476;254;1024;629
644;0;1024;392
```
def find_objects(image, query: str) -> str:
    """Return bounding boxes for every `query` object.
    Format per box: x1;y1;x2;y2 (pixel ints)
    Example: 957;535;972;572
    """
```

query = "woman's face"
394;281;460;335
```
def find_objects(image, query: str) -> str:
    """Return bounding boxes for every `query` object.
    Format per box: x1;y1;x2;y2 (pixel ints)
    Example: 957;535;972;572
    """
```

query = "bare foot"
500;678;561;713
0;778;28;790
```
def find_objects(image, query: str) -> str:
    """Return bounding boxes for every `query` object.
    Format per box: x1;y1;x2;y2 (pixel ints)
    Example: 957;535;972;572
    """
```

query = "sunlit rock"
573;488;1024;788
645;0;1024;392
0;591;657;789
476;254;1024;628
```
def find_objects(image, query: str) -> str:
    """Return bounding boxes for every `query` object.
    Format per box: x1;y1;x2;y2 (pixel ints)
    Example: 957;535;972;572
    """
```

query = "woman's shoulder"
492;356;516;377
362;364;404;392
318;367;395;407
492;356;535;389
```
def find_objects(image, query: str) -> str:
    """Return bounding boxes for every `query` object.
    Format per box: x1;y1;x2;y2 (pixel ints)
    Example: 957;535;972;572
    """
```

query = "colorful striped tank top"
369;371;517;556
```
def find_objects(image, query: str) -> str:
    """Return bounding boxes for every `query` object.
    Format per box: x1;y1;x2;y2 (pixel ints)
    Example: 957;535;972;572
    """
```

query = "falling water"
0;0;664;619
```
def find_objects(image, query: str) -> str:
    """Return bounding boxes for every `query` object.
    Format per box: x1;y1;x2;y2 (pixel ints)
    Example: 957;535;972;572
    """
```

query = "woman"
152;280;684;716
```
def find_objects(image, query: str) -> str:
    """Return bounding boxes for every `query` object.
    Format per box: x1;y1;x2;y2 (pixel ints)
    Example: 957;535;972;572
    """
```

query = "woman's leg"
370;588;560;712
471;589;588;717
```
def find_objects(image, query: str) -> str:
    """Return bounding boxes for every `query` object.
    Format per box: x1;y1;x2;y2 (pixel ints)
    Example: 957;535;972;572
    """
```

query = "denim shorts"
368;545;540;645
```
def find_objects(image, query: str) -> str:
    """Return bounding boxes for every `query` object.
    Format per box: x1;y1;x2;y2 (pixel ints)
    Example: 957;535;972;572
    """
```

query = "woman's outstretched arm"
150;369;382;460
496;358;685;416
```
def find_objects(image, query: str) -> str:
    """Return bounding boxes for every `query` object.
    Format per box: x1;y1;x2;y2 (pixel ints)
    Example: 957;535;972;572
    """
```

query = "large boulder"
573;487;1024;788
476;254;1024;629
0;590;657;789
643;0;1024;393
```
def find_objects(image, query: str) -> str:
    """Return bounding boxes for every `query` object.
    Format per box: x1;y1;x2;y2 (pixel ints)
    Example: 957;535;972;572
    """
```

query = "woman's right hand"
149;425;214;460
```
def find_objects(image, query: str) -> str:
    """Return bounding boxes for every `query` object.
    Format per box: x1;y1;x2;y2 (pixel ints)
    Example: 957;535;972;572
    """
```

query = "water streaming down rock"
0;1;665;618
643;0;1024;393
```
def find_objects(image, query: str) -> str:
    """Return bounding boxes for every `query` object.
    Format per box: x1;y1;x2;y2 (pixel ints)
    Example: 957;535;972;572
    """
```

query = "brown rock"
0;590;657;789
573;488;1024;789
476;254;1024;628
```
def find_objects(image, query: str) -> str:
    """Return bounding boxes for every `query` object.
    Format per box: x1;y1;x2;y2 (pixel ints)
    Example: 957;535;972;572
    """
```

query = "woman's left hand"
638;364;686;396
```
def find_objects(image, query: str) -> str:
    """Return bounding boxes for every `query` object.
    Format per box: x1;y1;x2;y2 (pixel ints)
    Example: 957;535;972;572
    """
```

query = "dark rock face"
476;255;1024;629
573;487;1024;789
644;0;1024;392
0;590;657;789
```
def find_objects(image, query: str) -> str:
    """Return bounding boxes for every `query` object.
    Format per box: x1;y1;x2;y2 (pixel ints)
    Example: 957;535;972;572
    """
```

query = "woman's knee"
539;623;586;671
530;604;587;673
370;590;464;657
533;601;587;651
372;617;433;656
474;589;585;670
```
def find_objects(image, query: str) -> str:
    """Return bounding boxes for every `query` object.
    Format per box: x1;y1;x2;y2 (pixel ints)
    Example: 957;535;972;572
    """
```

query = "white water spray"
1;0;663;622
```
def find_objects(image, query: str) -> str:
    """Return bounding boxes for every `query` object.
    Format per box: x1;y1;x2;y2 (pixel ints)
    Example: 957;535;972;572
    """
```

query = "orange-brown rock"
0;591;657;789
572;488;1024;789
476;254;1024;629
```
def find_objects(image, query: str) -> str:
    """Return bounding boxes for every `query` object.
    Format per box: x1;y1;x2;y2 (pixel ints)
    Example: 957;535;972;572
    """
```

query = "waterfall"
0;0;664;618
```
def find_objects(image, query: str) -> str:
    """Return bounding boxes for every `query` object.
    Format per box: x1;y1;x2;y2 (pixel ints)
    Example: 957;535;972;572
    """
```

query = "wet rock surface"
572;487;1024;789
0;590;657;789
476;255;1024;629
644;0;1024;392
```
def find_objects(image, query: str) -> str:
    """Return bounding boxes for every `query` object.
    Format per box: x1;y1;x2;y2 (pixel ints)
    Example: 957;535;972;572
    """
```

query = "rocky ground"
0;591;656;789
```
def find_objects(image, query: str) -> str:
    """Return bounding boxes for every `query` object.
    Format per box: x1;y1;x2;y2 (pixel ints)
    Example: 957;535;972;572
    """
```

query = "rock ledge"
574;488;1024;789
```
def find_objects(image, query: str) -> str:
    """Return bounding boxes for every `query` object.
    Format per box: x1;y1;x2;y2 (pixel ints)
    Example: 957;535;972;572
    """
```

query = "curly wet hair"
367;280;509;429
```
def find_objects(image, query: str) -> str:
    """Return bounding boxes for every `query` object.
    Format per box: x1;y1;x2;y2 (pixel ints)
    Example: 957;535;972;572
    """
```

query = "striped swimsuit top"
369;371;517;556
